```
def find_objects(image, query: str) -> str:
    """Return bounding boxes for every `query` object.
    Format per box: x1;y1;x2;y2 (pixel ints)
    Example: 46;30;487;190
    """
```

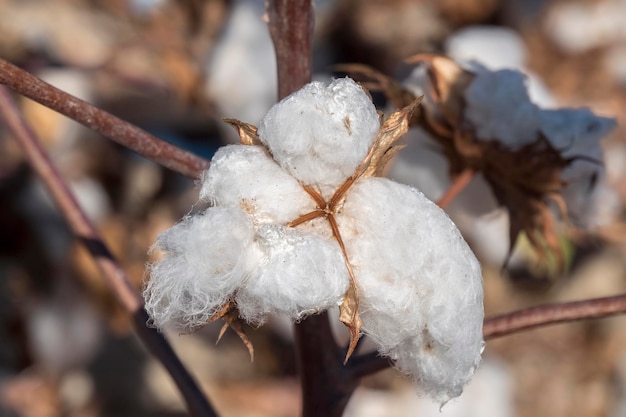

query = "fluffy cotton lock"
148;145;349;326
236;224;349;324
145;76;484;404
200;145;314;225
337;177;484;402
145;206;256;329
258;77;381;198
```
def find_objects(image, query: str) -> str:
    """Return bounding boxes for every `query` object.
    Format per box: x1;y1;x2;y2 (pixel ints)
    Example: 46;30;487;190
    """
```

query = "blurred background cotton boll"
26;285;103;377
206;0;277;142
444;25;556;107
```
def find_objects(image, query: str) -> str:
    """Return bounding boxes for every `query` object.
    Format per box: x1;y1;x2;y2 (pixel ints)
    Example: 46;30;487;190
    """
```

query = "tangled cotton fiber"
336;177;483;401
144;77;484;403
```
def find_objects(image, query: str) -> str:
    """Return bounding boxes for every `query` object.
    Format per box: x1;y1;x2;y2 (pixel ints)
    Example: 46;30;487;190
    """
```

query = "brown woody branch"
0;58;209;179
267;0;313;100
482;293;626;339
0;86;218;417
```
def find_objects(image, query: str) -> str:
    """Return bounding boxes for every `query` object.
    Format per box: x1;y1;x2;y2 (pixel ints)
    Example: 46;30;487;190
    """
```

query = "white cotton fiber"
236;224;349;324
257;78;380;198
336;177;484;402
464;70;540;149
200;145;314;225
144;206;257;329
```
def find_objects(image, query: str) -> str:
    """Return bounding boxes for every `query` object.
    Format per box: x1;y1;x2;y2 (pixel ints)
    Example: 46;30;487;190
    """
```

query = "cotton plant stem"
436;168;475;208
267;0;313;99
0;86;218;417
293;313;360;417
345;351;391;380
267;2;359;417
0;58;209;179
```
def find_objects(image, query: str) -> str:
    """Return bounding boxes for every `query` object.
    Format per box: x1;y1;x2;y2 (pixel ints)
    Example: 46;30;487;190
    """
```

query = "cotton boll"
144;206;257;329
412;356;514;417
200;145;314;225
464;70;540;149
257;77;380;198
337;177;483;402
236;224;349;324
27;289;102;375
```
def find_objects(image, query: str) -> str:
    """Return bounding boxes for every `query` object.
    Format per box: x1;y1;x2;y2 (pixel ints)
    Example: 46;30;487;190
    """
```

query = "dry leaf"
220;308;255;362
375;144;406;177
339;280;362;363
288;182;365;362
223;118;263;146
208;300;236;323
360;97;422;178
405;54;475;125
209;301;254;362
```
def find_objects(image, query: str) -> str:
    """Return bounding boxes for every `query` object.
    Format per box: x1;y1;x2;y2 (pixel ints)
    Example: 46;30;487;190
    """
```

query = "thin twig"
437;168;475;208
0;58;209;179
483;293;626;339
0;86;218;417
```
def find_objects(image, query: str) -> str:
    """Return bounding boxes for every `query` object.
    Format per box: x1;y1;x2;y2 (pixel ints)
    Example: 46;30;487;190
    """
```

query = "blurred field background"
1;0;626;416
